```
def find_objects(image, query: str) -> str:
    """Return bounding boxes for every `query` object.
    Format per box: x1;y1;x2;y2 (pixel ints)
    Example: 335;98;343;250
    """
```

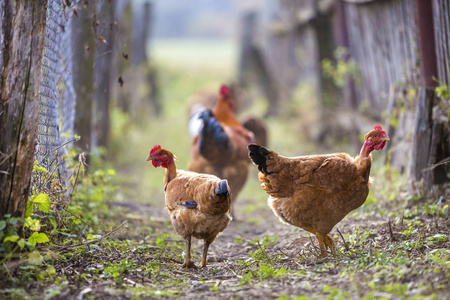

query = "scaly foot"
180;261;198;269
324;235;335;253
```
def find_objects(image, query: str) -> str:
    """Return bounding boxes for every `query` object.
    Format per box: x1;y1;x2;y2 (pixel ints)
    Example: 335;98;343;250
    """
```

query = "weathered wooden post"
0;1;48;218
410;0;449;194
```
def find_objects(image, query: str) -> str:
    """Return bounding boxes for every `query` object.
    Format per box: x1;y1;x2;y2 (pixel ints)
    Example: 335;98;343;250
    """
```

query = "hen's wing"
248;144;358;198
191;110;253;165
165;171;231;215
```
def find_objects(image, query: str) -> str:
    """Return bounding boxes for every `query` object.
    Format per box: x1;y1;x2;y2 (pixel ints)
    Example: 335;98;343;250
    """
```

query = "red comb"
150;145;161;155
220;85;230;96
374;124;383;131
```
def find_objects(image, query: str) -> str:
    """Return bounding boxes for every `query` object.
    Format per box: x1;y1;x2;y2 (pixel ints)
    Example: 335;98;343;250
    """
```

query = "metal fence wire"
34;0;78;190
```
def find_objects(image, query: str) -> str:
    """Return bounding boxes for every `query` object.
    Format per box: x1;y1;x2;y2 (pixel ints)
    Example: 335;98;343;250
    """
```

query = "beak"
146;155;153;161
382;136;390;141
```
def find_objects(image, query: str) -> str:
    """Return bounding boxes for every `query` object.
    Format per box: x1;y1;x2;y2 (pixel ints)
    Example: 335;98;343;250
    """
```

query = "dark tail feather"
198;110;230;159
178;200;198;209
215;180;229;196
248;144;272;174
210;180;230;201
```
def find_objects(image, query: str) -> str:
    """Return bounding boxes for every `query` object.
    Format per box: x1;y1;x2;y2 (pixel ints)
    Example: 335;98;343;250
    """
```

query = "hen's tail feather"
215;180;229;197
198;110;230;157
248;144;272;175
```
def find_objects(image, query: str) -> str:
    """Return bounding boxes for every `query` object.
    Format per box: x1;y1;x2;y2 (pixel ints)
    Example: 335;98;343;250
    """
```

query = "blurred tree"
94;0;115;153
132;1;160;117
0;1;48;218
72;0;97;164
238;12;280;117
113;2;132;114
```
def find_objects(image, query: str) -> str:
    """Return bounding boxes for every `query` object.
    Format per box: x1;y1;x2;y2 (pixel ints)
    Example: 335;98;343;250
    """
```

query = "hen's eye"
373;134;377;138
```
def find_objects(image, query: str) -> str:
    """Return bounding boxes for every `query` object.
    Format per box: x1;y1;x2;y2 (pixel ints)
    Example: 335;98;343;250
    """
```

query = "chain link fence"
34;0;78;190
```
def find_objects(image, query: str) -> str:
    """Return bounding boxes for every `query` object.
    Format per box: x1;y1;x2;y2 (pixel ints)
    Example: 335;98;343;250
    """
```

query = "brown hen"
147;145;232;268
248;125;390;255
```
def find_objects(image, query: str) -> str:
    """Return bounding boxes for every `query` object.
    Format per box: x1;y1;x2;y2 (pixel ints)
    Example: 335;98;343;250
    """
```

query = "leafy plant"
321;47;360;87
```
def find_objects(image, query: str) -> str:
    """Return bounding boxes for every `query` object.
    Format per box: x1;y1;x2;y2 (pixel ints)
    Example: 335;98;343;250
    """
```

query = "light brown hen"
248;125;390;255
147;145;232;268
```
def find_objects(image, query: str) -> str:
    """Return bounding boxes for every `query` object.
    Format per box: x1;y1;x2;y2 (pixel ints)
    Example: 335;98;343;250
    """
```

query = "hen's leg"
324;235;335;253
316;234;336;256
301;227;326;255
200;240;212;268
315;234;327;256
181;235;197;269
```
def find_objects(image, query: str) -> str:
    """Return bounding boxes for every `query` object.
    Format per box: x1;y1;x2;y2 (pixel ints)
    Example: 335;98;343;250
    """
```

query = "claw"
180;261;198;269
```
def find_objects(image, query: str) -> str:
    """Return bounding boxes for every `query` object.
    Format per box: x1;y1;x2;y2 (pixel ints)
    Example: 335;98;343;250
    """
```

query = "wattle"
374;141;386;150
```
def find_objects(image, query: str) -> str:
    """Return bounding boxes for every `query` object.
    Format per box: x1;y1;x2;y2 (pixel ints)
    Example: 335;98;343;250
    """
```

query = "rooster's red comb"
374;124;387;135
220;85;231;97
150;145;161;155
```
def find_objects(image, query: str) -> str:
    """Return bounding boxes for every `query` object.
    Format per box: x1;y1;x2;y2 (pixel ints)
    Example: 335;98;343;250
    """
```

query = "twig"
421;156;450;173
63;207;104;232
388;219;396;242
68;153;85;202
275;246;294;258
224;260;240;278
210;275;237;280
53;53;74;93
2;262;15;283
41;137;79;161
93;50;113;68
54;220;128;251
0;149;15;167
336;228;349;252
400;213;404;229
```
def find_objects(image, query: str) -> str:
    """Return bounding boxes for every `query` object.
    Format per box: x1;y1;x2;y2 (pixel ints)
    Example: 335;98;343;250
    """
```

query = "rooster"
248;125;390;255
187;85;255;213
147;145;232;268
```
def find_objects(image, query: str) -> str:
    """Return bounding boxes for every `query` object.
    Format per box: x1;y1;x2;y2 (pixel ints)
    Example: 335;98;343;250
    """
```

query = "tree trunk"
72;0;96;160
114;2;132;114
0;0;48;219
94;0;115;153
238;12;279;117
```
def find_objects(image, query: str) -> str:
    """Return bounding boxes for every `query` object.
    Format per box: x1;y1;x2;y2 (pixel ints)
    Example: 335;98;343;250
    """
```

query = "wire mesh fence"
34;0;78;192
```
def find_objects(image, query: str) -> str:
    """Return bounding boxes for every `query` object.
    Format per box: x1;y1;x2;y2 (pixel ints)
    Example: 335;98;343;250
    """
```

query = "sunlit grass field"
151;38;239;74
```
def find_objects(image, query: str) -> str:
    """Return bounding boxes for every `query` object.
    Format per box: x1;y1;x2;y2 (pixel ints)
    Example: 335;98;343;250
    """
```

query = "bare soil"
55;198;450;299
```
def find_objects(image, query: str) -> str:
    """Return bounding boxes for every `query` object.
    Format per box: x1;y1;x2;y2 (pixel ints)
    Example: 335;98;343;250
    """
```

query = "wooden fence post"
0;1;48;219
410;87;449;194
410;0;449;194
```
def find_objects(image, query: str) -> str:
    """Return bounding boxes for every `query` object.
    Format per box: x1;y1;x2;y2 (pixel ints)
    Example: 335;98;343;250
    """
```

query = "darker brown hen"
248;125;390;255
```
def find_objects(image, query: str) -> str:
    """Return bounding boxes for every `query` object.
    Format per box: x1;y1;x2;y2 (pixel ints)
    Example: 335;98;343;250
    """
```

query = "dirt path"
105;198;449;299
